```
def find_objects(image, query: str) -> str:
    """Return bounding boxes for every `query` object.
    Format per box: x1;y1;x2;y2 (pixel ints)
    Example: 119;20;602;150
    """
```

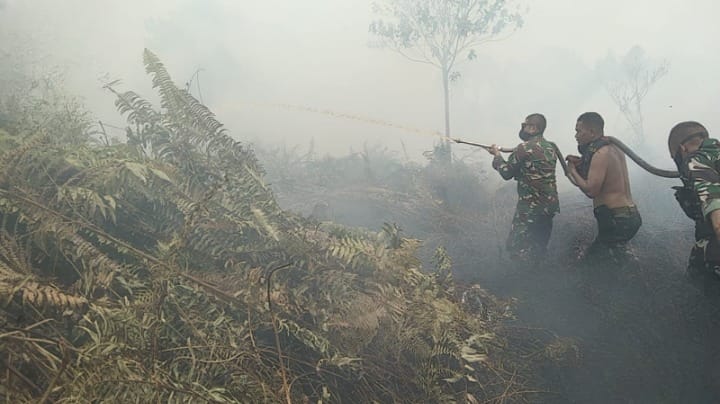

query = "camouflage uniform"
676;138;720;289
492;136;559;260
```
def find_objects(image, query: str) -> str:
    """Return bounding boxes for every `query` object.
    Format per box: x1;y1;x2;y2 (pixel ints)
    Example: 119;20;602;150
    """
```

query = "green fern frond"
142;49;260;171
112;89;162;126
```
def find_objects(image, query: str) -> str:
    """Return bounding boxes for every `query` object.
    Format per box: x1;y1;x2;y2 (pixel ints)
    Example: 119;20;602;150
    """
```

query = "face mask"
518;130;535;141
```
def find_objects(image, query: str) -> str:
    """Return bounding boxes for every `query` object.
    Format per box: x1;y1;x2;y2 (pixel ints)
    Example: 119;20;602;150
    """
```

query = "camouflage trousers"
585;205;642;263
506;212;553;261
686;237;720;295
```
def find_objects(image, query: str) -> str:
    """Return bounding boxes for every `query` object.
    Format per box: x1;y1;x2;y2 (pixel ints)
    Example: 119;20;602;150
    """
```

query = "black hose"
453;138;570;176
549;141;569;176
605;136;679;178
455;136;678;180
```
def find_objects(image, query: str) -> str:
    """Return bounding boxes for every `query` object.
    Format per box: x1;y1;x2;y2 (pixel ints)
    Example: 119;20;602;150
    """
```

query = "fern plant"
0;49;538;404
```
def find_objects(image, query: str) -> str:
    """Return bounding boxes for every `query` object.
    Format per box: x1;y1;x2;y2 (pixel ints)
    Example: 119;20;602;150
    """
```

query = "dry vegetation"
0;50;570;403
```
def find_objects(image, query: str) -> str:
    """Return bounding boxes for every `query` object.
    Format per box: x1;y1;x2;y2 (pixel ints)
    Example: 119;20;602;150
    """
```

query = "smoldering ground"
261;148;720;403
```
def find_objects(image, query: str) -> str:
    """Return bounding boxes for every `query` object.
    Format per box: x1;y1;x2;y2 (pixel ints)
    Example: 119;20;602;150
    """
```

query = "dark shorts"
585;205;641;262
507;212;554;260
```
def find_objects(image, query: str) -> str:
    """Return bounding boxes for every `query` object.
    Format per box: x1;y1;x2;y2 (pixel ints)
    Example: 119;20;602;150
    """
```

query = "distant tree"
597;46;669;147
369;0;524;163
0;44;93;146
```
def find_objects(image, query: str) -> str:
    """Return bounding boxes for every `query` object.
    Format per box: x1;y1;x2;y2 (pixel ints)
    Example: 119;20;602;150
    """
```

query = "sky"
1;0;719;164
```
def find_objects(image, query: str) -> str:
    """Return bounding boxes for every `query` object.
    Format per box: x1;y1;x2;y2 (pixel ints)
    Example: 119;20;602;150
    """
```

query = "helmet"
668;121;708;158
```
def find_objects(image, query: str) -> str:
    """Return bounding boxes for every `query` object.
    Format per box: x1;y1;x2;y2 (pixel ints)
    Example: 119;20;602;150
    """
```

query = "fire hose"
238;102;679;179
452;136;679;179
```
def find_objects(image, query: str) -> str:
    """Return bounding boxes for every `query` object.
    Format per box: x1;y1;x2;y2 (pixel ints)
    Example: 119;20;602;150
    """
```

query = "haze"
1;0;718;162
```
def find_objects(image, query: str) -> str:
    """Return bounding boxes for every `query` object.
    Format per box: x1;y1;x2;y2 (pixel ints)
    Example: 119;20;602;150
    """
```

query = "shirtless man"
565;112;642;260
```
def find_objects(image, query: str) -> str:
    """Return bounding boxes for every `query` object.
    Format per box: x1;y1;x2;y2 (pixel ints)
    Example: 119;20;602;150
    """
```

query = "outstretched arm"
568;147;609;198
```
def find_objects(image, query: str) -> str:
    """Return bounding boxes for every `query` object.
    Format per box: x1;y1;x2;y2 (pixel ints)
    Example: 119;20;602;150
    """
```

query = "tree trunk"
634;96;644;148
441;65;452;165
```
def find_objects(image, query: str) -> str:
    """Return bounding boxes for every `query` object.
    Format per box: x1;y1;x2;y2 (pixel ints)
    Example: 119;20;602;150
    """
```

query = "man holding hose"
668;121;720;291
565;112;642;262
487;113;559;262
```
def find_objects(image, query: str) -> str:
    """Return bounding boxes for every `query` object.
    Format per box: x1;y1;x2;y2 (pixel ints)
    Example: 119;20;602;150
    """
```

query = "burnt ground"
273;167;720;403
469;209;720;404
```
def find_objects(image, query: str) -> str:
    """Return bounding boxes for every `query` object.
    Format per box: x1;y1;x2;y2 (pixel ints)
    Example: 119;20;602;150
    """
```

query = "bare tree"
369;0;524;163
598;46;669;147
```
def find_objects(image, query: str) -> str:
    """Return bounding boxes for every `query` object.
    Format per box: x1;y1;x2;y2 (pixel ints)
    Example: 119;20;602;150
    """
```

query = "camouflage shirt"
492;136;560;216
688;138;720;219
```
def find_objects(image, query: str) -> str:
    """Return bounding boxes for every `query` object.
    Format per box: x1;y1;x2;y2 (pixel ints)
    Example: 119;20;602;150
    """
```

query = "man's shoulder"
595;141;623;158
595;144;612;154
690;151;718;169
586;137;612;153
696;138;720;160
519;137;553;153
540;138;560;151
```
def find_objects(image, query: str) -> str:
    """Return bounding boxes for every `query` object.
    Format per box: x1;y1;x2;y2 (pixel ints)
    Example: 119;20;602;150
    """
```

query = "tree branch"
392;47;439;66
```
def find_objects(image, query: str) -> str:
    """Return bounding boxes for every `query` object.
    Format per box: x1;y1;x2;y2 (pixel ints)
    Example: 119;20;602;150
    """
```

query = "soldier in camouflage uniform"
488;113;559;261
668;121;720;291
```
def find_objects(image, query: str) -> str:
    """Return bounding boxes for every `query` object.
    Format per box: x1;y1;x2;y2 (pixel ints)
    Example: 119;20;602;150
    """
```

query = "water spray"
237;102;679;179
